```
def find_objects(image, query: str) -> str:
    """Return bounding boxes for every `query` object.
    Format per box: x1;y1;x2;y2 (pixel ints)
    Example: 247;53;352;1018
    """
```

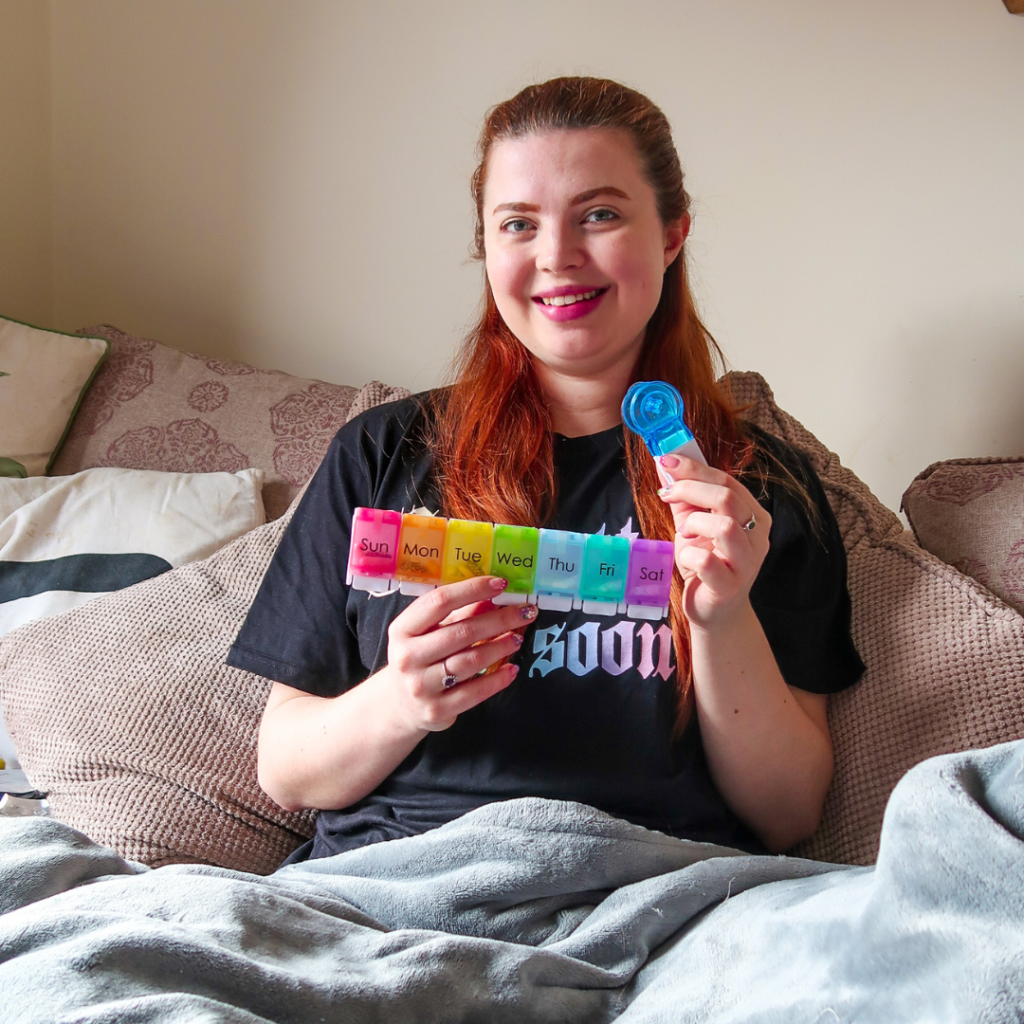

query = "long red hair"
428;78;753;727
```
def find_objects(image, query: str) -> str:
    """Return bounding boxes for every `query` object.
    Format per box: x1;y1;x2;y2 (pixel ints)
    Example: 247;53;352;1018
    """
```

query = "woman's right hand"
258;575;535;812
383;575;536;733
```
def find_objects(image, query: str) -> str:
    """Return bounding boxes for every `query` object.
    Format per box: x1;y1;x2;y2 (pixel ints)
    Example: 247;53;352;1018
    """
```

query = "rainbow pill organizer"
346;507;675;620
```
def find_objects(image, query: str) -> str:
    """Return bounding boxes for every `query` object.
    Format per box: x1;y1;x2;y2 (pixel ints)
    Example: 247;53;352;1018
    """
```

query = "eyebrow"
491;186;630;216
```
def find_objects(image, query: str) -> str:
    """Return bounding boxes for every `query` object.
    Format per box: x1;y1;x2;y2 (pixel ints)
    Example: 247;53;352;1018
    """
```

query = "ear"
663;214;689;270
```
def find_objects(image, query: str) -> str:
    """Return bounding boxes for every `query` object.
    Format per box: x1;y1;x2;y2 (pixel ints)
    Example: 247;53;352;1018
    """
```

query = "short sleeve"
226;397;432;697
744;429;865;695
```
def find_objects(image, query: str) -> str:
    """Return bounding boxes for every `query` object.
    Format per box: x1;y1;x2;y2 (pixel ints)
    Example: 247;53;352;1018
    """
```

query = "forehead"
482;128;647;207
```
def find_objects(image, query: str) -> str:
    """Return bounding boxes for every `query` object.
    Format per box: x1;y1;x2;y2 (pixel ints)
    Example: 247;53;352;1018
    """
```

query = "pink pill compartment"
347;507;402;593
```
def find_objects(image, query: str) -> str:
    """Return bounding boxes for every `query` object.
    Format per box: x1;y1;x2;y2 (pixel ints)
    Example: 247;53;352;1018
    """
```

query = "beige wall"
10;0;1024;511
0;0;52;326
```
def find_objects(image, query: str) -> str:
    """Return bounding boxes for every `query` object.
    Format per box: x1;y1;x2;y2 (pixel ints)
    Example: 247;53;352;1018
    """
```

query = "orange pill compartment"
395;513;447;596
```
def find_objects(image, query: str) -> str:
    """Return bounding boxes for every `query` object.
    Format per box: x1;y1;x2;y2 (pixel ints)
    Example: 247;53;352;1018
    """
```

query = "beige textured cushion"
2;372;1023;869
724;373;1024;864
0;381;409;872
901;456;1024;616
51;325;361;520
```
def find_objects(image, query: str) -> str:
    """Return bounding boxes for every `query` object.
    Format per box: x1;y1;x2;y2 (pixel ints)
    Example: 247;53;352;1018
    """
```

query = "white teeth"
541;289;600;306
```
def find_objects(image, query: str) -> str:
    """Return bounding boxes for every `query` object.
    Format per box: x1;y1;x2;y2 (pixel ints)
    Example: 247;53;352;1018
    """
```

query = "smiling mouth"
535;288;607;307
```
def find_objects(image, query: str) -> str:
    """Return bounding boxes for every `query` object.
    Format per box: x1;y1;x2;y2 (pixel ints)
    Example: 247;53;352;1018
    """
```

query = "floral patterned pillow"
902;456;1024;615
52;326;364;520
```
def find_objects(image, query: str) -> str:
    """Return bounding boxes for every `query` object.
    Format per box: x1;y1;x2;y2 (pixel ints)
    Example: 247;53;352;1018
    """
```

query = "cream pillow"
0;316;109;477
0;466;265;793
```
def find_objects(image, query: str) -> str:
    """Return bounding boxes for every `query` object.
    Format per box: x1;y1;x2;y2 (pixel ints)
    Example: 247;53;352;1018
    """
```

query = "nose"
536;222;585;273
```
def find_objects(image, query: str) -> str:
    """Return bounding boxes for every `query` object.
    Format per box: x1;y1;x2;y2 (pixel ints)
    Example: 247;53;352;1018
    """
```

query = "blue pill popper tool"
621;381;708;474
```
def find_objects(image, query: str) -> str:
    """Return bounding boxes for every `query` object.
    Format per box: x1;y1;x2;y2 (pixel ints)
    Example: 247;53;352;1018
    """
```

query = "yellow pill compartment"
441;519;493;584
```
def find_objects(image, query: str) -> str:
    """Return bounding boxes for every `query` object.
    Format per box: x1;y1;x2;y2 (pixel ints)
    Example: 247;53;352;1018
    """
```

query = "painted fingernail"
659;455;679;468
658;485;673;498
520;604;538;621
509;665;520;680
511;632;524;647
490;577;509;591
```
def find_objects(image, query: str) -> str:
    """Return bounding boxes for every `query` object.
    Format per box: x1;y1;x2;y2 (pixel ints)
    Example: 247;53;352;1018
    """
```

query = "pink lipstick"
532;285;608;322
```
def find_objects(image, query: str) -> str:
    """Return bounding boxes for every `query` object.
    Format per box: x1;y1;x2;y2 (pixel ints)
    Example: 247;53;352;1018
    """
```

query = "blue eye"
585;208;618;223
501;218;533;234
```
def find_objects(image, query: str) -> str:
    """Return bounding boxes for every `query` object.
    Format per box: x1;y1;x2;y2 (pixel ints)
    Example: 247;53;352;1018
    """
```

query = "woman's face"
482;128;686;383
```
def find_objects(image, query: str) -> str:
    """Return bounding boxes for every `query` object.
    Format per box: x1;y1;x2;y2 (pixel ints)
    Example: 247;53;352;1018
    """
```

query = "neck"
535;357;637;437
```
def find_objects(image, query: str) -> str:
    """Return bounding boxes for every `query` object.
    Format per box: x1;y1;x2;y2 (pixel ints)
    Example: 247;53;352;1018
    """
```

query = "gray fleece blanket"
2;740;1023;1023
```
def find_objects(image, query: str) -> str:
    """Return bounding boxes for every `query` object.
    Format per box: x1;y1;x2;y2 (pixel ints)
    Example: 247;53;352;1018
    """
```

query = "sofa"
2;322;1024;1021
1;322;1023;873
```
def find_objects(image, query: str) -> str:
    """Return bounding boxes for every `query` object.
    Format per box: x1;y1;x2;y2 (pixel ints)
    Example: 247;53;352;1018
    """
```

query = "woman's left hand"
657;454;771;630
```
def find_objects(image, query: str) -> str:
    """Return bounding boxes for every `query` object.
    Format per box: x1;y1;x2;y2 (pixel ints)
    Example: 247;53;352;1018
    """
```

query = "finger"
655;458;760;538
674;526;715;554
660;483;743;536
436;631;524;690
439;599;500;627
657;454;733;487
656;472;703;533
416;601;538;667
660;478;756;523
674;541;735;591
679;511;756;569
440;661;520;714
392;576;509;637
680;503;770;548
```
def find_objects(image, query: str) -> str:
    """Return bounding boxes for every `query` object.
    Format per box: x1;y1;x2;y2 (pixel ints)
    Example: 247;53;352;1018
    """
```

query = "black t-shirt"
227;395;864;860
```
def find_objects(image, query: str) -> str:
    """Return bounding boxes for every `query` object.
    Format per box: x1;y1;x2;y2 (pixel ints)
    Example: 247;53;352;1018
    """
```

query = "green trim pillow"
0;316;110;477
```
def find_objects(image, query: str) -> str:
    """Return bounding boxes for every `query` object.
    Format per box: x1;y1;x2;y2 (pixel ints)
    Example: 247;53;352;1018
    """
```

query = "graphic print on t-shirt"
528;617;674;680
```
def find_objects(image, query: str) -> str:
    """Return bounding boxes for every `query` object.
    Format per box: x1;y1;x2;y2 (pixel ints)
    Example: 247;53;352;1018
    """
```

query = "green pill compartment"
490;525;540;594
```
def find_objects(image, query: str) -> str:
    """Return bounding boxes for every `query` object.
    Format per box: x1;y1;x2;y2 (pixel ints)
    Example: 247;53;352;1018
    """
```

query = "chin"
538;349;635;381
533;334;644;375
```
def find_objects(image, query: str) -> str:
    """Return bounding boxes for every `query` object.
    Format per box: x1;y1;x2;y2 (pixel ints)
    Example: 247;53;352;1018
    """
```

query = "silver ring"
441;659;458;690
741;514;757;532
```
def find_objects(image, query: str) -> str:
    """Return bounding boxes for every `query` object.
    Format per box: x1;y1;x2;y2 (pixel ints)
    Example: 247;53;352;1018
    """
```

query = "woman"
228;77;863;862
